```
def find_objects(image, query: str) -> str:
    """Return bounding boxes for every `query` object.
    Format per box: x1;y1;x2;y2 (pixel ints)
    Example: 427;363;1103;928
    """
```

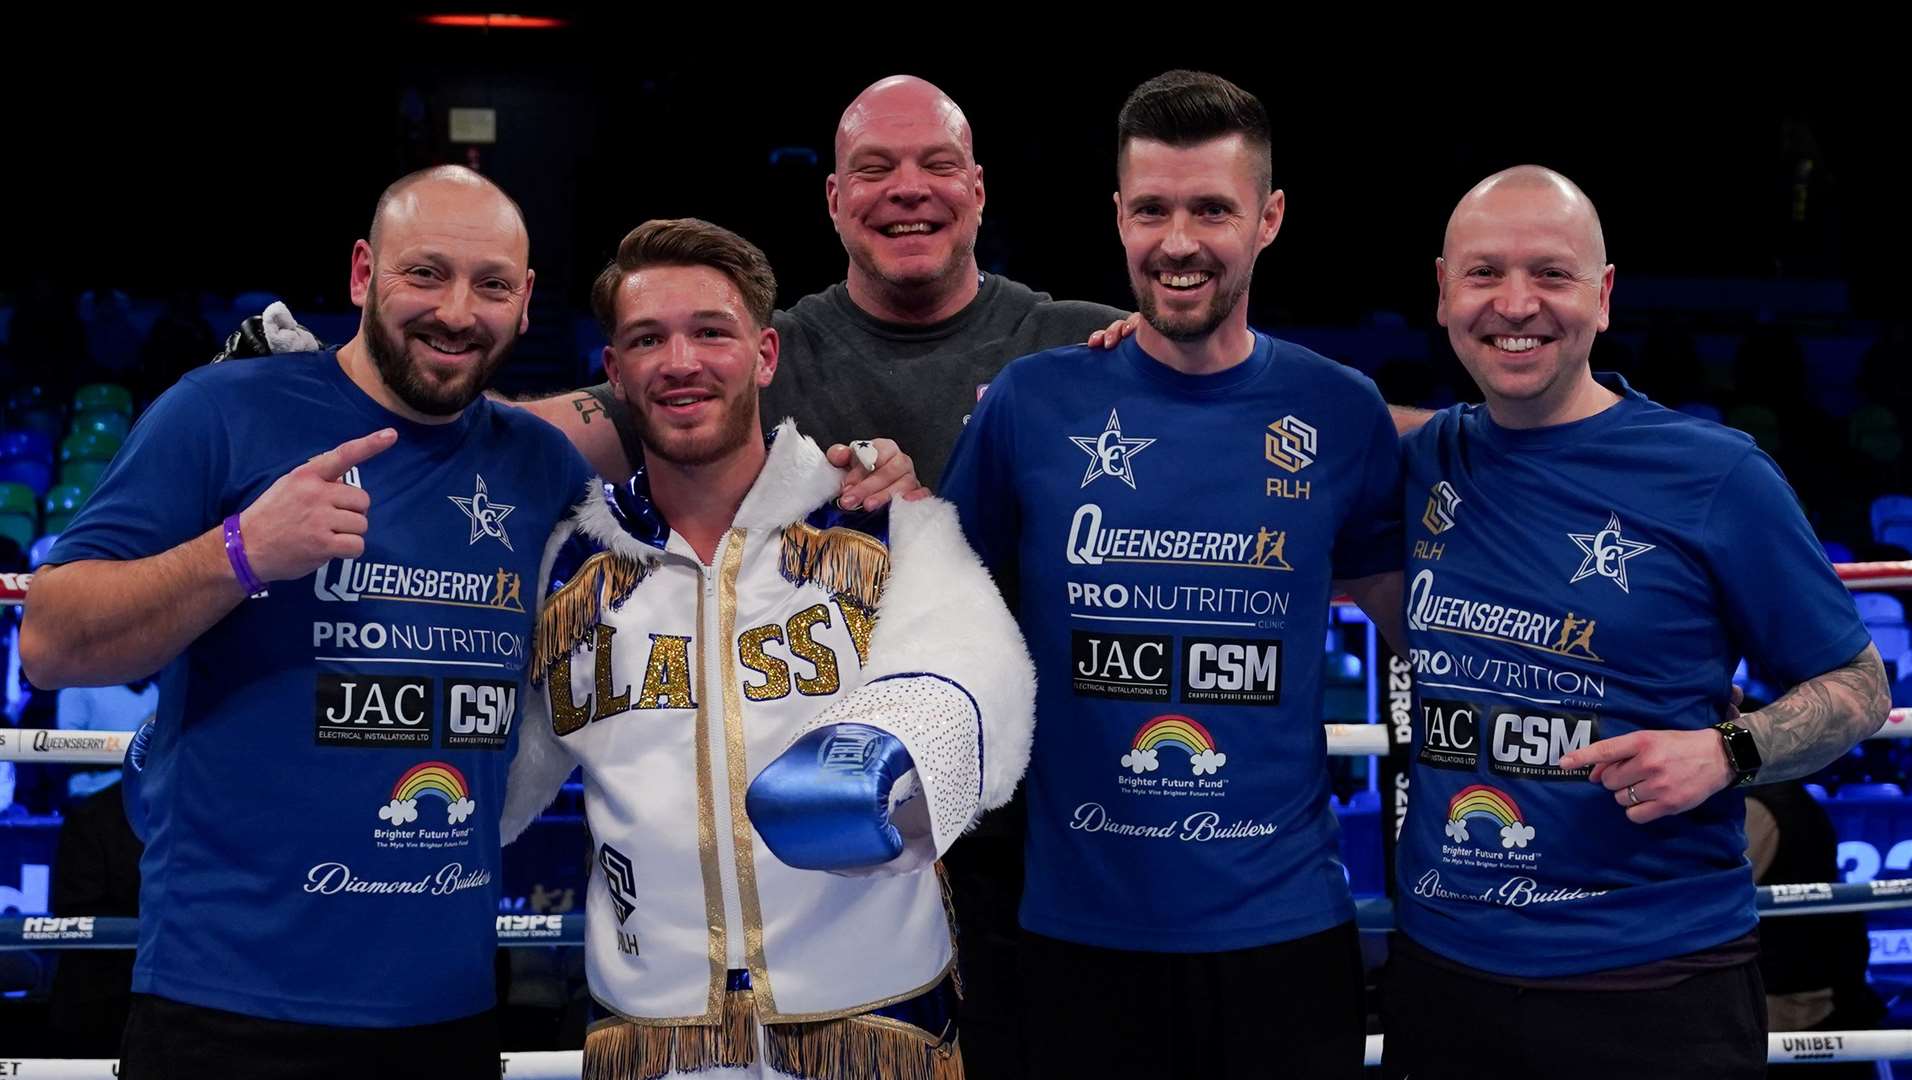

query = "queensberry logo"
1407;570;1602;662
30;730;118;754
21;916;95;941
313;557;525;613
1066;504;1292;571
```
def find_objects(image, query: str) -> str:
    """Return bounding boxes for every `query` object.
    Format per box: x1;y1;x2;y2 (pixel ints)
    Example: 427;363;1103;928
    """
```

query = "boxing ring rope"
7;872;1912;955
5;566;1912;1072
18;715;1912;763
0;1033;1905;1077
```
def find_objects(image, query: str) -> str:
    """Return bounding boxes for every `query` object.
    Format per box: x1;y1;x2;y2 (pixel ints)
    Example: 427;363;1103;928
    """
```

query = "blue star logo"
1068;409;1156;489
450;475;516;551
1568;513;1655;594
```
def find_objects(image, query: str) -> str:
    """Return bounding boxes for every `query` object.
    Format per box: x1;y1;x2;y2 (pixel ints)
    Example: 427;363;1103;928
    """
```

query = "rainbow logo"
1445;784;1535;849
1121;714;1227;776
378;762;478;827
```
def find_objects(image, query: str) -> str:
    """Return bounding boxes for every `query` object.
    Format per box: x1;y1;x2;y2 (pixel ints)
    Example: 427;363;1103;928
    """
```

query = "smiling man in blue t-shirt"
1381;166;1891;1080
942;70;1404;1080
23;166;590;1079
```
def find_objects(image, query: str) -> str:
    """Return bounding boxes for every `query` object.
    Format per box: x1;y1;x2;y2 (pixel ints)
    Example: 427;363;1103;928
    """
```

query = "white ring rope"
3;1030;1909;1078
21;718;1912;764
9;872;1912;958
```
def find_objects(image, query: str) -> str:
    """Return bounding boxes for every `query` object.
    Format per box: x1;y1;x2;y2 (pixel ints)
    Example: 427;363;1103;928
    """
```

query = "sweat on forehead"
1444;165;1607;265
834;75;974;167
368;165;529;255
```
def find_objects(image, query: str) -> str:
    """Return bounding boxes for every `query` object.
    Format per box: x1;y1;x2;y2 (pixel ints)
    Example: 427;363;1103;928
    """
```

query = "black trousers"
1018;921;1366;1079
1381;945;1767;1080
120;992;501;1080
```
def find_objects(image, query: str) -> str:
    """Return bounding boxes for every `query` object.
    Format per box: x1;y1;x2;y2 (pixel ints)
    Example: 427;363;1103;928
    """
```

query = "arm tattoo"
1743;644;1890;784
572;394;605;424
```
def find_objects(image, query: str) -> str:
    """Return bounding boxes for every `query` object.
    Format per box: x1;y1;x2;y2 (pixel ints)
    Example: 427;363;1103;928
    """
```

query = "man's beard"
631;384;762;468
1131;264;1250;343
364;288;512;416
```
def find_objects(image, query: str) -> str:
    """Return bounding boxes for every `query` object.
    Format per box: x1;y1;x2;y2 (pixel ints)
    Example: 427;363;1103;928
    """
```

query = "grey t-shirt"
587;273;1126;484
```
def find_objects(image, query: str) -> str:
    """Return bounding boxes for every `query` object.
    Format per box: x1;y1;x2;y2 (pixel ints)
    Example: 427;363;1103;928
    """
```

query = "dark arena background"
2;16;1910;1076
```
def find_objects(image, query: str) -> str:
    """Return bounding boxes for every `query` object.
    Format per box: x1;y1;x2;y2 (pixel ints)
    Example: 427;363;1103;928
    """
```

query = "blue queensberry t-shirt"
941;331;1402;951
1394;373;1871;977
46;352;591;1025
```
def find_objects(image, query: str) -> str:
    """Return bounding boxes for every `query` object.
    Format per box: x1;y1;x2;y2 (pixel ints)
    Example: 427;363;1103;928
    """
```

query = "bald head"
1444;165;1605;265
1435;164;1617;428
835;76;973;172
368;165;529;261
827;75;987;320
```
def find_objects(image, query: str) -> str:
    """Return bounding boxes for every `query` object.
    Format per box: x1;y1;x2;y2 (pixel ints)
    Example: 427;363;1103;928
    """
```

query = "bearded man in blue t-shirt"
22;166;591;1079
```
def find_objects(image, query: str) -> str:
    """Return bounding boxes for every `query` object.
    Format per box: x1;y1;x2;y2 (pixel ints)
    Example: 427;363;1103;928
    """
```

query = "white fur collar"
734;418;842;531
568;418;841;559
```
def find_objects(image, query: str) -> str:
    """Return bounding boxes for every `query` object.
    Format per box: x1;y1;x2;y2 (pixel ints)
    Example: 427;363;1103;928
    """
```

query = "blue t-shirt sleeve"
1704;448;1870;687
1330;396;1404;581
937;370;1021;590
46;377;231;565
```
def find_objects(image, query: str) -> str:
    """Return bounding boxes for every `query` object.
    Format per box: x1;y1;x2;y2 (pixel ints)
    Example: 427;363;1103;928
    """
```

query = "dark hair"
590;218;778;336
1117;70;1273;192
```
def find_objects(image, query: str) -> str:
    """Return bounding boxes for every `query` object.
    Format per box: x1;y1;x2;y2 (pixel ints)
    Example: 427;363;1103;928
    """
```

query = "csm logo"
1489;710;1599;780
315;675;433;747
1180;637;1280;706
444;680;516;750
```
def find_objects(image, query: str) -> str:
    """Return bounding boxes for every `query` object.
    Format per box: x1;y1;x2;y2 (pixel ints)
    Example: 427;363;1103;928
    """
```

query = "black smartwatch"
1713;720;1763;787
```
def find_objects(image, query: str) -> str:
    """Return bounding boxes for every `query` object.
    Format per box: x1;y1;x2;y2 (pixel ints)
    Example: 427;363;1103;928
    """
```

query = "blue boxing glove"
746;723;919;872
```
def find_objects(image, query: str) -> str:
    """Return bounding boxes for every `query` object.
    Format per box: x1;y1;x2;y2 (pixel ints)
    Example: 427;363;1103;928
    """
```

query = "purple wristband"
222;513;269;598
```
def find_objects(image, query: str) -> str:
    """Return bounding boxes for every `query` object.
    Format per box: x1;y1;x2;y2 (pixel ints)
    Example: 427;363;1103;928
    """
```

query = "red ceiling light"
419;14;568;28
